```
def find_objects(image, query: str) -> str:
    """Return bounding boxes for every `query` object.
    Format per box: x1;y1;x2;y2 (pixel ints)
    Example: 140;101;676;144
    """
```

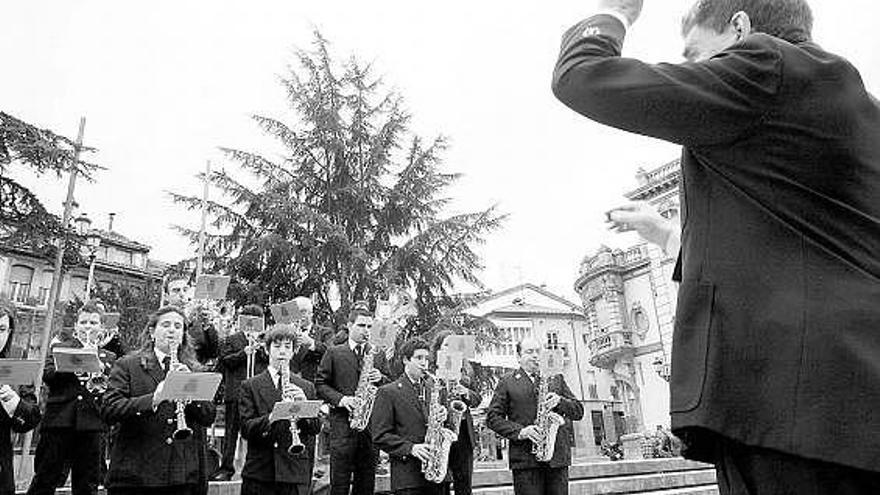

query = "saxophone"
531;373;565;462
422;374;457;483
446;379;468;439
349;345;378;431
168;340;193;441
279;359;306;455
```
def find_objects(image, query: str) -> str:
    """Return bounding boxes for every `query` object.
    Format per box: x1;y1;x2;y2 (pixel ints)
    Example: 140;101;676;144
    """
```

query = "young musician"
431;330;482;495
0;307;41;494
486;337;584;495
164;277;219;365
289;297;334;382
212;304;269;481
315;305;390;495
28;302;116;495
371;338;451;495
238;324;320;495
101;306;217;495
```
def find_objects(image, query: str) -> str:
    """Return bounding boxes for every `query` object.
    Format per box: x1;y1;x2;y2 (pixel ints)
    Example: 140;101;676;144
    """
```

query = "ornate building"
574;159;681;434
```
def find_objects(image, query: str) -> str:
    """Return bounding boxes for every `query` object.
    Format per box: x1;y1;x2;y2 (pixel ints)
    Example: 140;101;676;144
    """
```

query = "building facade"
466;283;631;457
574;159;681;435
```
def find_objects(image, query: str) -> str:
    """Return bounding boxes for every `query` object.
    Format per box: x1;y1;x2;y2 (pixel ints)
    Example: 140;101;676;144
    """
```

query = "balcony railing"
588;330;635;369
8;282;31;304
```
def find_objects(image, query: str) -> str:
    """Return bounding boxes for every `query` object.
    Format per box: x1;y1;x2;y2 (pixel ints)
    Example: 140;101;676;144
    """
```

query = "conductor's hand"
606;202;676;249
410;443;434;463
598;0;644;26
518;425;544;444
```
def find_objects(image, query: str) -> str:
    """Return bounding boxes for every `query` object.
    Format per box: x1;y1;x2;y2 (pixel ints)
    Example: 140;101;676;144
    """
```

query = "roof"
467;283;585;317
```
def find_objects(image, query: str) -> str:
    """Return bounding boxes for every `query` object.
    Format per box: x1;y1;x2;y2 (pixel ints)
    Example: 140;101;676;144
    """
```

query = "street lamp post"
84;233;101;297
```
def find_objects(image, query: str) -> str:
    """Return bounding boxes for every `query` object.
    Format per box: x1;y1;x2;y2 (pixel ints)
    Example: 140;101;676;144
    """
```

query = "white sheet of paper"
193;275;231;300
0;359;41;386
271;399;322;421
238;315;265;335
540;349;565;375
445;335;476;360
270;299;301;325
369;321;397;348
161;372;222;401
53;348;103;374
435;351;463;381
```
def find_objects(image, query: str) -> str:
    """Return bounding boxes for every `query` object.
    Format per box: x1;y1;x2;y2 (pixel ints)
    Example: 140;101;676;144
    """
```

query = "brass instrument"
168;340;193;441
278;359;305;455
349;345;378;431
73;326;110;394
422;373;456;483
531;373;565;462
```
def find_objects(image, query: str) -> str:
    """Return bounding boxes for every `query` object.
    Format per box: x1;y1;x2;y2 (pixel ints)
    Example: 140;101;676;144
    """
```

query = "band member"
212;304;269;481
431;331;482;495
0;307;41;495
289;297;334;382
238;324;320;495
101;306;217;495
371;338;451;495
315;305;390;495
164;277;219;365
486;337;584;495
28;302;116;495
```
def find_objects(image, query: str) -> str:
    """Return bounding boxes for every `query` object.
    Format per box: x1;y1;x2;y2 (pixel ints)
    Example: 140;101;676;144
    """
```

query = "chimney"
108;212;116;232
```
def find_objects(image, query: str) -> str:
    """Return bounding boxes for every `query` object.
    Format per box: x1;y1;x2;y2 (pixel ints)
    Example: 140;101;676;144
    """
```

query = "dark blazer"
289;323;334;382
217;332;268;402
101;350;217;489
42;335;116;431
451;372;482;450
552;15;880;471
0;385;40;495
315;342;391;433
238;369;320;485
188;313;220;365
371;374;444;491
486;369;583;470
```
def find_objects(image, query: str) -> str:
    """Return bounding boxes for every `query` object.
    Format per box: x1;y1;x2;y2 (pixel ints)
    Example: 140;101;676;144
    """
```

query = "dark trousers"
241;478;309;495
511;467;569;495
329;429;378;495
449;437;474;495
108;485;199;495
27;428;101;495
395;483;449;495
714;437;880;495
219;399;240;474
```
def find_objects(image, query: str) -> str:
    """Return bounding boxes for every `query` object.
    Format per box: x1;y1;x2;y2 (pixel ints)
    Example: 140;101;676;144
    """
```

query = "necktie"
276;373;283;395
162;356;171;374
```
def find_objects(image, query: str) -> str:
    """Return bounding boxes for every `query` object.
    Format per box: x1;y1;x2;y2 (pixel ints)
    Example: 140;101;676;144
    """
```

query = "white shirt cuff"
595;9;630;32
664;228;681;258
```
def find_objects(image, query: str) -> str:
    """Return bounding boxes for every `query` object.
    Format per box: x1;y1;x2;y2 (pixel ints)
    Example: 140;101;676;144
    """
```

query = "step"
472;469;717;495
643;486;719;495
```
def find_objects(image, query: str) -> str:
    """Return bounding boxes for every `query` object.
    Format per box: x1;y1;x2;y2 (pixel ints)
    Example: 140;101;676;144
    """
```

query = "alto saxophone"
168;340;193;441
279;359;305;455
422;374;457;483
349;345;378;431
531;373;565;462
446;379;468;439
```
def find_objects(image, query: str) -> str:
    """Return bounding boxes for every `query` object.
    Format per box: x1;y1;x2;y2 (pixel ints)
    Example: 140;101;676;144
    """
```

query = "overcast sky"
4;1;879;302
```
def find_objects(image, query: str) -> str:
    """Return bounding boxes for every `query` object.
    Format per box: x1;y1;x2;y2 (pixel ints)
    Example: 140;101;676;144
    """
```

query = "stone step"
471;469;717;495
642;486;719;495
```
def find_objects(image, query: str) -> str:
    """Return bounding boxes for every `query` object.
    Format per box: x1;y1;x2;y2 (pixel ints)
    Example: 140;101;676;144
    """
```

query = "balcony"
7;282;31;305
588;330;635;369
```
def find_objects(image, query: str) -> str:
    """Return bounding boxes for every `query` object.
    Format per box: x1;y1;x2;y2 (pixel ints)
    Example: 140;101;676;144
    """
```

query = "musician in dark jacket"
0;307;41;495
165;277;219;366
431;331;482;495
239;324;320;495
101;306;217;495
552;0;880;491
315;305;390;495
371;338;450;495
28;302;116;495
211;304;268;481
486;337;583;495
288;297;334;382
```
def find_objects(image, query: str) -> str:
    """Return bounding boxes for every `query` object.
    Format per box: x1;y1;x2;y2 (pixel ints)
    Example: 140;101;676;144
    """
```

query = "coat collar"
138;350;165;385
395;374;427;421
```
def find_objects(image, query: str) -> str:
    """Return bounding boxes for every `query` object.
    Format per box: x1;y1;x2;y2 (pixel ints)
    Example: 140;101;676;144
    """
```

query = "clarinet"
168;340;193;441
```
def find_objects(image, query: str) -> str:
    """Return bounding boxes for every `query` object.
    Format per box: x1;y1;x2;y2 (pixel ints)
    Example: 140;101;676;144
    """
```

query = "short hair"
78;301;105;318
347;301;372;324
240;304;264;318
140;306;199;370
263;324;298;347
164;276;189;293
400;337;430;361
516;337;542;356
682;0;813;43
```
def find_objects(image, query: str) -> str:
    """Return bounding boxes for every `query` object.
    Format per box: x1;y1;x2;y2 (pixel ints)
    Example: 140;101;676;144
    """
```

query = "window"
546;330;559;350
591;411;605;446
8;265;35;303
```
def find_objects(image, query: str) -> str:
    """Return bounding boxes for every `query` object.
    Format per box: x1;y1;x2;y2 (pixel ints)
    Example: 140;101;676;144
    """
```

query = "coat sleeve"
217;335;247;368
316;350;343;406
370;386;412;458
5;385;41;433
101;359;157;422
551;14;782;147
553;376;584;421
184;401;217;427
486;379;524;440
238;380;273;446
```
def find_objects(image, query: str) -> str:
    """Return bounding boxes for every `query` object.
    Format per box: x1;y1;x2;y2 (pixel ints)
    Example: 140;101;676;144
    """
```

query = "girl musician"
101;306;217;495
238;324;320;495
0;306;41;495
430;330;482;495
28;301;116;495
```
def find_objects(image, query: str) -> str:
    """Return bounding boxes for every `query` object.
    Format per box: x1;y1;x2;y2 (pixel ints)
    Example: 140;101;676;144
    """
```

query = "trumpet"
168;340;193;441
278;359;305;455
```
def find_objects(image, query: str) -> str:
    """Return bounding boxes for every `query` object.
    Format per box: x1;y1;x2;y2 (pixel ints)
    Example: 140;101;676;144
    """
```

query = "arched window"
9;265;35;303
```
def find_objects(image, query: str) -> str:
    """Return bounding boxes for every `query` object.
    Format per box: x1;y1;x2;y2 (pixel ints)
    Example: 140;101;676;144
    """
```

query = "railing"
8;282;31;304
588;331;635;368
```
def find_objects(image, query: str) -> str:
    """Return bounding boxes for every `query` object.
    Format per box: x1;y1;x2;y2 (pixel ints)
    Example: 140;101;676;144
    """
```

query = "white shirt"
154;348;169;368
